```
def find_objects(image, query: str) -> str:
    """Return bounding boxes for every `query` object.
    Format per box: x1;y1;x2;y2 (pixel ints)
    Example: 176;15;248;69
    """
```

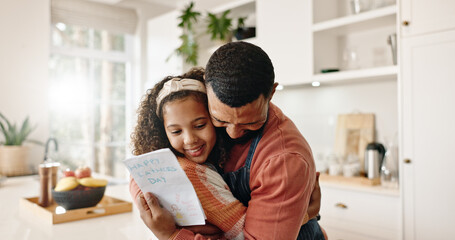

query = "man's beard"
217;126;263;146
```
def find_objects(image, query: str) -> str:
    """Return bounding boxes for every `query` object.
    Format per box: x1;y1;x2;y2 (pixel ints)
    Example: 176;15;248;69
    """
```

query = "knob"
402;20;410;26
404;158;412;164
335;203;348;209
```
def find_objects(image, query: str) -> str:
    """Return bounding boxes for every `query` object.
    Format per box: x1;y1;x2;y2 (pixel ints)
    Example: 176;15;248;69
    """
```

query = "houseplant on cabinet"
0;112;38;176
206;10;233;44
173;1;201;66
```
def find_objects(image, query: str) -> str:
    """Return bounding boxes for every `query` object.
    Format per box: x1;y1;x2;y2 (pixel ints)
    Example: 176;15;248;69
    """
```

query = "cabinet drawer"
319;187;400;240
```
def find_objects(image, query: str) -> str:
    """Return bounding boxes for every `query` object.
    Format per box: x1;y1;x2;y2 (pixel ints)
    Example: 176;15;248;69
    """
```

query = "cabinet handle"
404;158;412;164
335;203;348;209
402;20;410;26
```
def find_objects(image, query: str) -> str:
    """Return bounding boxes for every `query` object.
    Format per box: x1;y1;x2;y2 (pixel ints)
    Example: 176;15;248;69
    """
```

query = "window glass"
49;23;130;178
52;23;125;51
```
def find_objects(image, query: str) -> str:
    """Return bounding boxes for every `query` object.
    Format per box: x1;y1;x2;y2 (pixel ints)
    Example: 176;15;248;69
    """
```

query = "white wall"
272;79;398;166
146;10;183;90
0;0;50;171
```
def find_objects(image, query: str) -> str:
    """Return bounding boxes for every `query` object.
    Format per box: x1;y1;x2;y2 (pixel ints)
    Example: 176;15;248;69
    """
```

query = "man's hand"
137;192;177;240
308;172;321;219
184;222;224;239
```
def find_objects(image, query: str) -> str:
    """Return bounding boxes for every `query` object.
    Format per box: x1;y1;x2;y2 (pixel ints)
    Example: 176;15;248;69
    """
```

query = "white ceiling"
89;0;238;11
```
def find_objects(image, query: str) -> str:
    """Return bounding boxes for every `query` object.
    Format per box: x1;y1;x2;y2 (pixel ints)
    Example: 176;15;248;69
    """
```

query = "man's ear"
269;82;279;101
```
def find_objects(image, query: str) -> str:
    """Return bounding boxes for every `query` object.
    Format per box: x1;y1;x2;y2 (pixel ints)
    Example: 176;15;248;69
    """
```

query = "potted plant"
172;1;201;66
0;112;38;176
206;10;233;44
234;16;256;41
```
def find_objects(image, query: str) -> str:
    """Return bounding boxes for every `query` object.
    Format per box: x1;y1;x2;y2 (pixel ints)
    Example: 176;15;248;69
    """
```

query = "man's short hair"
205;41;275;108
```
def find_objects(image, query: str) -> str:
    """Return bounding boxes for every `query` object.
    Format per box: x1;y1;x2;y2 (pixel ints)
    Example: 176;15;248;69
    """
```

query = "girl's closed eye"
195;123;207;129
170;129;182;135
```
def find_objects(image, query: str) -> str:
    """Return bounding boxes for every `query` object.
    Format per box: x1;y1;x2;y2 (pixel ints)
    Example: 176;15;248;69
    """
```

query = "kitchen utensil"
364;142;386;179
387;33;397;65
38;163;51;207
334;113;375;171
342;46;361;70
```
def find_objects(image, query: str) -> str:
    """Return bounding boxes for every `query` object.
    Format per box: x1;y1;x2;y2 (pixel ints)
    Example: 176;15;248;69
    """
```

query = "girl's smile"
162;96;216;164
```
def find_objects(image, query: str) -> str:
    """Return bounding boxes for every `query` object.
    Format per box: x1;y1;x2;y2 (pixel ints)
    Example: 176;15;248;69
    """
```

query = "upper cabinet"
400;0;455;37
256;0;311;86
198;0;257;67
312;0;397;86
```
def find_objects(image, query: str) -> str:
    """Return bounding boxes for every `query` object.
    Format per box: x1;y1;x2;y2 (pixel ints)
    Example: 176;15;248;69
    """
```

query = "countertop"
0;175;156;240
319;173;400;196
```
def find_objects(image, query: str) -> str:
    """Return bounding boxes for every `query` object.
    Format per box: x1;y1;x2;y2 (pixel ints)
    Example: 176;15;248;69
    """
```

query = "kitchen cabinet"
400;0;455;37
311;0;397;86
319;181;400;240
400;29;455;239
256;0;311;86
199;0;257;67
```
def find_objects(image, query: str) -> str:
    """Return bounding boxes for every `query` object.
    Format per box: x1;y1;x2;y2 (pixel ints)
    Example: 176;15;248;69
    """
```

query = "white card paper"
123;148;206;226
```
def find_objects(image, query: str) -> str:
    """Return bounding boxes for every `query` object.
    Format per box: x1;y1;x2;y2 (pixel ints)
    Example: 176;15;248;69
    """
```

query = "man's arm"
244;153;315;239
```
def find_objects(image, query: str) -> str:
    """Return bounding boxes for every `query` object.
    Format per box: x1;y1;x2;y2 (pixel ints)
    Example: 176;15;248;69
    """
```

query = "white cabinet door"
319;187;400;240
256;0;311;86
400;29;455;239
400;0;455;37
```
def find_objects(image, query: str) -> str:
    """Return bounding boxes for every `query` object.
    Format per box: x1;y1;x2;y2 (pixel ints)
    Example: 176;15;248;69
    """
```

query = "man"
134;42;325;239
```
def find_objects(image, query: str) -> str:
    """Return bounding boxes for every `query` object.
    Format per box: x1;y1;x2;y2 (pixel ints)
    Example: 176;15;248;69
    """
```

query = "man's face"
206;86;269;140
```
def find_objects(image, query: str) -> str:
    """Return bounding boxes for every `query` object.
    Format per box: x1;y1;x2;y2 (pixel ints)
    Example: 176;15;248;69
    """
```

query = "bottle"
381;137;399;188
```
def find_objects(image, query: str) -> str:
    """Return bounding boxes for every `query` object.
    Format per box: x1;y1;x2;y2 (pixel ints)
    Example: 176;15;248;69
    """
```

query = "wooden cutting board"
334;113;375;172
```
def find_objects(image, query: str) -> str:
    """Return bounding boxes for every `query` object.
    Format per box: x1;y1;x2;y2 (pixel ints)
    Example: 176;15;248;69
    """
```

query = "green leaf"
177;2;201;30
0;112;37;146
0;121;11;144
206;10;233;41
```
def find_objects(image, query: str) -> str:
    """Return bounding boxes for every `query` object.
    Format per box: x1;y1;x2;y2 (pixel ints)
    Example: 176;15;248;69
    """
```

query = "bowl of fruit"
52;166;108;210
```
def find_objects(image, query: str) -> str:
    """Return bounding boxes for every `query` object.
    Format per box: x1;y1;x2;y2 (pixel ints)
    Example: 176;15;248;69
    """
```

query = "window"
49;22;133;178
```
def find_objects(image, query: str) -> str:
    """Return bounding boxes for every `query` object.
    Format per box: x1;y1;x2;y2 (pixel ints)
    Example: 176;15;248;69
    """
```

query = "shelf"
210;0;255;14
313;5;396;35
312;65;398;84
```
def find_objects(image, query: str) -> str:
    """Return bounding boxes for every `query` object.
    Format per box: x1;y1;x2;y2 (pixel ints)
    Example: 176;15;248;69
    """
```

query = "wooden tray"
19;195;132;224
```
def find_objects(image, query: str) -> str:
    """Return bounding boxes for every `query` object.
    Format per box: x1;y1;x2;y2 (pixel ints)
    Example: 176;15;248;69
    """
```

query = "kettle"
364;142;386;179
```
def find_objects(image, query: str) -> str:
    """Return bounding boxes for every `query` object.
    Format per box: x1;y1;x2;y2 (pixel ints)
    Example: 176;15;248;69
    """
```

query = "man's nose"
226;125;244;139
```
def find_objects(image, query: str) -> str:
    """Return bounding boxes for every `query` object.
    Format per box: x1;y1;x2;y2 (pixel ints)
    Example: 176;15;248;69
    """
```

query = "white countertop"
0;175;156;240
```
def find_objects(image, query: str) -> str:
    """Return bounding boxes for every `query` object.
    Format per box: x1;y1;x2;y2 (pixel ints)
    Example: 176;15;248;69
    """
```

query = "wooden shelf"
319;173;400;196
313;5;396;35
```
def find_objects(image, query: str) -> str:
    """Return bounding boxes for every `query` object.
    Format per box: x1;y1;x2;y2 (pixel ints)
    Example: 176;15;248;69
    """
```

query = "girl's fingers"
137;193;151;216
144;192;161;213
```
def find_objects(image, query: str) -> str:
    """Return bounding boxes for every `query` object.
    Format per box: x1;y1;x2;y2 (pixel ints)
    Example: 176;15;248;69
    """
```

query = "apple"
62;168;75;177
75;166;91;179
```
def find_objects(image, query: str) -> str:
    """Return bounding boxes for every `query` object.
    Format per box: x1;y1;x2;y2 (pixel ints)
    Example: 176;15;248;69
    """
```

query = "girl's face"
162;97;216;164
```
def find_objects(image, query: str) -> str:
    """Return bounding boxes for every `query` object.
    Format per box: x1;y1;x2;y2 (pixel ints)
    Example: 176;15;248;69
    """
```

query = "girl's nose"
183;131;198;145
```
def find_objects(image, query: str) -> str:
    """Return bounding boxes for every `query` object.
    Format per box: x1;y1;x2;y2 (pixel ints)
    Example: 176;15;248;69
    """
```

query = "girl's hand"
137;192;177;240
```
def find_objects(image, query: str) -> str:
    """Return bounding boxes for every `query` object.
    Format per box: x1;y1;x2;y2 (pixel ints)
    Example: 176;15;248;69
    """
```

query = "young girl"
129;67;247;239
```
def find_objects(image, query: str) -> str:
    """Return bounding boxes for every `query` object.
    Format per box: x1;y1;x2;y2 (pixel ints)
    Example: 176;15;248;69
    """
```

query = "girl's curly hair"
131;67;229;167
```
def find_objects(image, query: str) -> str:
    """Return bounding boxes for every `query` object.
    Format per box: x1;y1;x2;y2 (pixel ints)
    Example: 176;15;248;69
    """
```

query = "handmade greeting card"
124;148;205;226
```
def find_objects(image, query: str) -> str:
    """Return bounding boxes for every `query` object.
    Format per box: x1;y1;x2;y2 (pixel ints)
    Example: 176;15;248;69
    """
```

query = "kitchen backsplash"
272;78;398;171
